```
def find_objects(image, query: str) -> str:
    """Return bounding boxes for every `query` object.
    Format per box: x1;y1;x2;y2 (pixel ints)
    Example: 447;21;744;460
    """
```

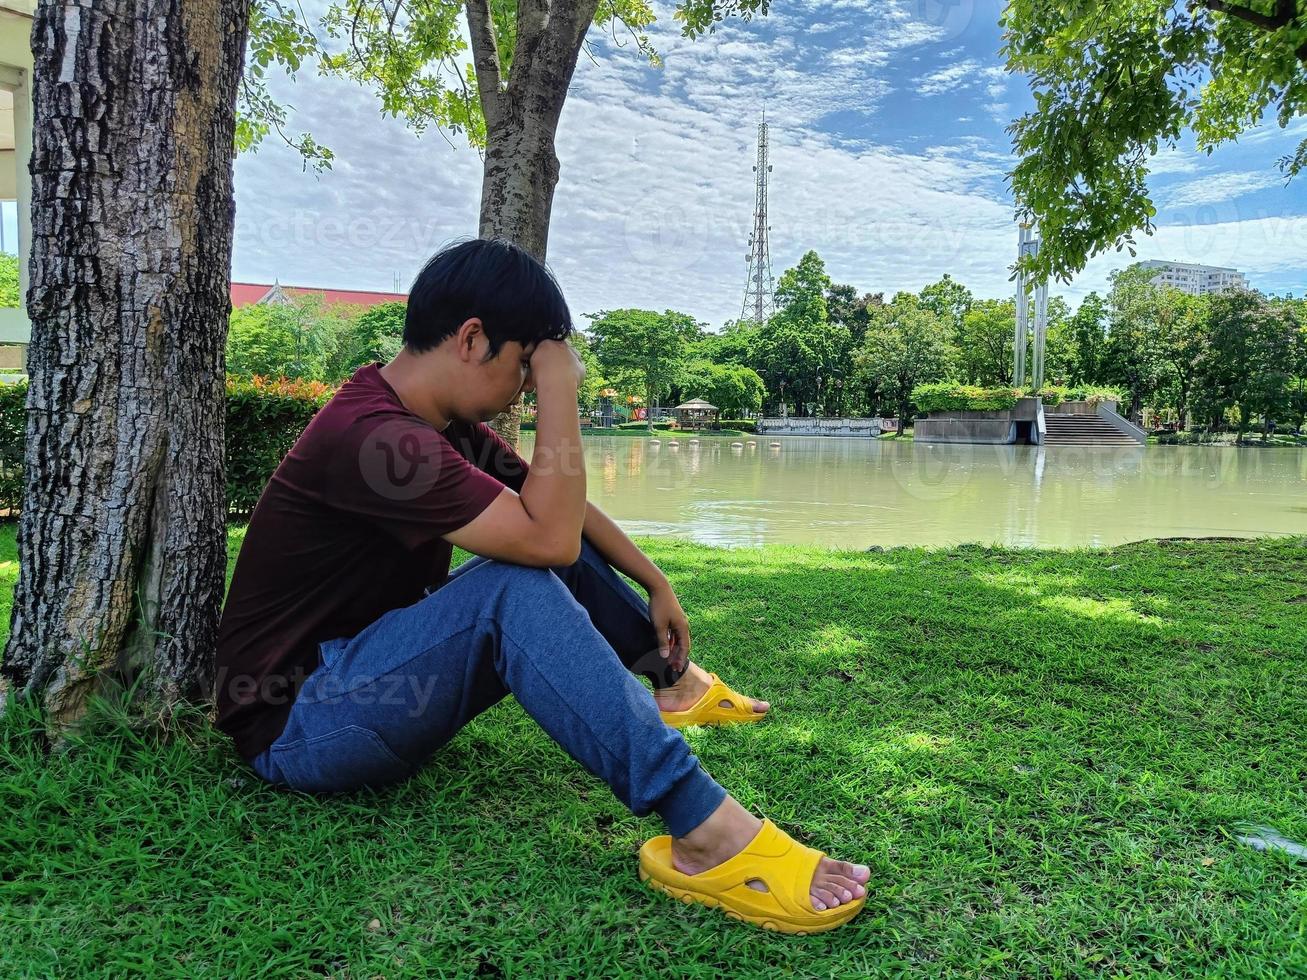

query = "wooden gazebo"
673;398;719;431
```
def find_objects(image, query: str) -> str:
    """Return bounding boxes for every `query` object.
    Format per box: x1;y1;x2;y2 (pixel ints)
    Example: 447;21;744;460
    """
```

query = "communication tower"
739;114;776;324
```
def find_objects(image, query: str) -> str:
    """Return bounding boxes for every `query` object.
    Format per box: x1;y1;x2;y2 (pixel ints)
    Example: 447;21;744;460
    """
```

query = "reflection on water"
520;433;1307;549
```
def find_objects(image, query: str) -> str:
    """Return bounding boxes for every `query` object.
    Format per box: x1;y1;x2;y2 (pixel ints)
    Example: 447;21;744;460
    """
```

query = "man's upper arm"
326;415;508;550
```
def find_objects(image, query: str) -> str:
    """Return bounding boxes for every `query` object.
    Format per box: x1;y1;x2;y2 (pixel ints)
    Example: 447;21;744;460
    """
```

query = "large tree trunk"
479;124;561;448
0;0;249;730
468;0;600;447
479;121;562;261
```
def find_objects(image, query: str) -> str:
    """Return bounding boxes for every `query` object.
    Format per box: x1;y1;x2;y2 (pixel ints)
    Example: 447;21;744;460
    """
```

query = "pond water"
519;433;1307;549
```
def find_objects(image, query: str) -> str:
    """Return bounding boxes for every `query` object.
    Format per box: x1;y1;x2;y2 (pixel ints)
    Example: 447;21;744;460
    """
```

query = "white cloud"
1158;170;1286;208
1238;115;1307;146
915;59;1006;97
230;0;1306;325
915;59;977;95
1147;146;1204;176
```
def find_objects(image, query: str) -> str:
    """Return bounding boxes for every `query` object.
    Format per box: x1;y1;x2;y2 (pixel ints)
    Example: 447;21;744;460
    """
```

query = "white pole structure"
1014;225;1031;387
1014;222;1049;391
1032;271;1049;393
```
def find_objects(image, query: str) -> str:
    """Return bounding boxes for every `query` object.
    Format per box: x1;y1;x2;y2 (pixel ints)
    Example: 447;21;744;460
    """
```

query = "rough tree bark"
0;0;250;730
467;0;600;446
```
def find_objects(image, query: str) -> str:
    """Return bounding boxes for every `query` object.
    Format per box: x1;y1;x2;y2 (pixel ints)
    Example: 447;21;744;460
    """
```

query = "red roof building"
230;281;407;309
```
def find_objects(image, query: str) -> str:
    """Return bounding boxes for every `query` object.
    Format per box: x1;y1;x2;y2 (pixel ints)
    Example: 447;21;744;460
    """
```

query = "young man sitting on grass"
215;238;869;933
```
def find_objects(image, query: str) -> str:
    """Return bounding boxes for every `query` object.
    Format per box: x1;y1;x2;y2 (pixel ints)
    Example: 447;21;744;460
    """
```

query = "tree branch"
465;0;504;127
1197;0;1298;32
553;0;602;50
506;0;552;99
509;0;601;110
341;0;460;151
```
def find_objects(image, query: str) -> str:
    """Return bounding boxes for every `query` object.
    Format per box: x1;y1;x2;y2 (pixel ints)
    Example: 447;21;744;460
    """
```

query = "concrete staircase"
1042;413;1142;446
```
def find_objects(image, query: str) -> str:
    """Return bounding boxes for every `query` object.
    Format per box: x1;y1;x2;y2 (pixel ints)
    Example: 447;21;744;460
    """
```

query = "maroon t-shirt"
215;364;528;759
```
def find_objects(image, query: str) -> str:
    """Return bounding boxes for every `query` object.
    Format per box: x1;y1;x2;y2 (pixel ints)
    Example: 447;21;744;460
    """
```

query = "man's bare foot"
671;797;869;912
652;661;770;717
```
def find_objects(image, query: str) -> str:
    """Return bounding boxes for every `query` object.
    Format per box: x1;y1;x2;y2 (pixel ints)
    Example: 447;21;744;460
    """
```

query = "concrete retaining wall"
913;397;1043;445
1012;397;1041;421
914;418;1018;444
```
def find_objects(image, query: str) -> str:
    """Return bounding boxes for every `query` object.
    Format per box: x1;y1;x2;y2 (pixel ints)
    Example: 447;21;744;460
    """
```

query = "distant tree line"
225;298;407;383
0;254;19;308
223;253;1306;440
1097;267;1306;439
590;253;1305;440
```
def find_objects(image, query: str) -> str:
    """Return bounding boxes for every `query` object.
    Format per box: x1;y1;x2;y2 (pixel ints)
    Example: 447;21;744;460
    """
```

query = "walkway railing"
1095;404;1148;445
758;417;886;436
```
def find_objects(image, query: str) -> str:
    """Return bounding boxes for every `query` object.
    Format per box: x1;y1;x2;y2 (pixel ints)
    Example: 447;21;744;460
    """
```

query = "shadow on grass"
2;535;1306;975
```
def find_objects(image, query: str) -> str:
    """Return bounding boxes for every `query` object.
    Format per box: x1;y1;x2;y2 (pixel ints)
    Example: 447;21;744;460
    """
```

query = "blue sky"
231;0;1307;327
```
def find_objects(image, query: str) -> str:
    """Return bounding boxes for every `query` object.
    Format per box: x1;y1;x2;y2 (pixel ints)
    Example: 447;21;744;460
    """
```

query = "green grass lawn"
1150;430;1307;448
3;526;1307;975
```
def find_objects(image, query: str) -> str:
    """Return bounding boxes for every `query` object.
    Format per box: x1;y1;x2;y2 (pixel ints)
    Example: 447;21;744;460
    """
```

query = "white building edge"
1;0;33;373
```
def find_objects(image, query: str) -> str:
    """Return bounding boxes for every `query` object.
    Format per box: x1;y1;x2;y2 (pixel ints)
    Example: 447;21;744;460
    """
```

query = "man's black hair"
404;238;573;358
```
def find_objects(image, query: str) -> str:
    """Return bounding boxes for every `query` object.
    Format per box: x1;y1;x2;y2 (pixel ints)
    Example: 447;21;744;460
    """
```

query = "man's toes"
825;872;865;899
835;860;870;882
820;875;856;903
810;886;840;910
751;698;770;714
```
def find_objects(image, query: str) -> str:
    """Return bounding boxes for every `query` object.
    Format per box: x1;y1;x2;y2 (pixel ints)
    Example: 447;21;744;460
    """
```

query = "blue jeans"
249;539;727;837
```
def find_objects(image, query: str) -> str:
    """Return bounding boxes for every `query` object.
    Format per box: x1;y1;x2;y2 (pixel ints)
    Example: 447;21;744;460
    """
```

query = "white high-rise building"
1138;260;1248;295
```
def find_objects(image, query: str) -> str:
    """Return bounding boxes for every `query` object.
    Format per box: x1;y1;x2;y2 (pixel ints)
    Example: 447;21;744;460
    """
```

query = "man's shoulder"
308;370;427;447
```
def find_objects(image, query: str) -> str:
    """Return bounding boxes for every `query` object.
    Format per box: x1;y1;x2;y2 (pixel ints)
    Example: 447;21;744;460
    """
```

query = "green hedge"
1035;385;1124;407
225;376;333;518
0;376;334;521
1037;386;1069;407
717;419;758;433
911;383;1021;414
0;380;26;514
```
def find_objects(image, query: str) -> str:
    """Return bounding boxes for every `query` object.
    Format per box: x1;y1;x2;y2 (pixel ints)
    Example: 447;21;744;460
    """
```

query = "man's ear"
454;318;484;362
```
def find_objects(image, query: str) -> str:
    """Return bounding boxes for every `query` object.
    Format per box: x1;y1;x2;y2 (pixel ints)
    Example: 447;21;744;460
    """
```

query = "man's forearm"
582;500;669;595
519;379;586;558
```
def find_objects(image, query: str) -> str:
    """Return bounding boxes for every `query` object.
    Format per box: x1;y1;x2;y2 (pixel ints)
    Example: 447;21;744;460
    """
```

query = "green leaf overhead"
1003;0;1307;283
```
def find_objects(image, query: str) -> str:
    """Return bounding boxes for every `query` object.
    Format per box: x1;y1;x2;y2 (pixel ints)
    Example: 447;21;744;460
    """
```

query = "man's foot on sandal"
668;797;868;917
653;662;769;718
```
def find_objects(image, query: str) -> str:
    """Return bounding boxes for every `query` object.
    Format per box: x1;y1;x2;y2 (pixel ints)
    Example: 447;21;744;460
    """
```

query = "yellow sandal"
658;673;766;729
639;819;865;934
